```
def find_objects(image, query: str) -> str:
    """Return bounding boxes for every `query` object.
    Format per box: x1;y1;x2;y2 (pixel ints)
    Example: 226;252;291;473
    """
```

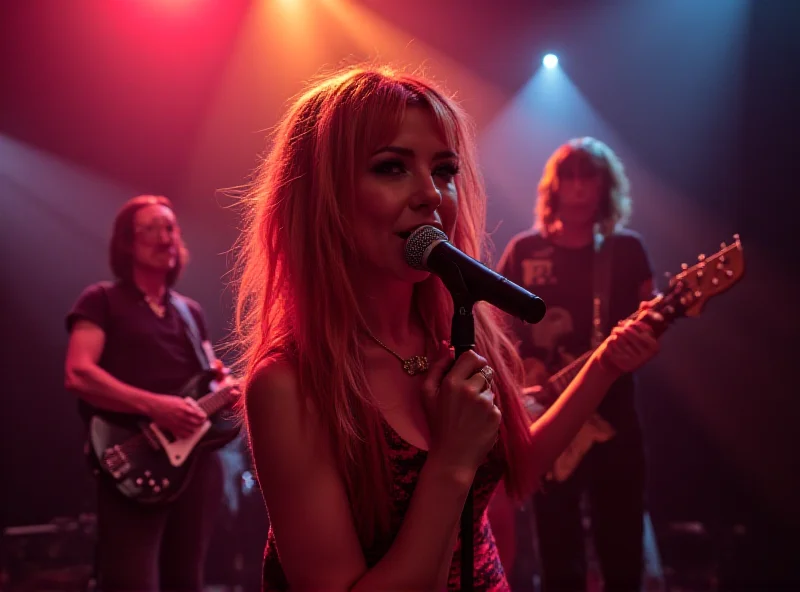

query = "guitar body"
86;369;241;505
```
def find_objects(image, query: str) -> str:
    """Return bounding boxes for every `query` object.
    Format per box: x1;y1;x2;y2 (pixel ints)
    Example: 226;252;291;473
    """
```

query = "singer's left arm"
524;358;618;481
524;313;658;482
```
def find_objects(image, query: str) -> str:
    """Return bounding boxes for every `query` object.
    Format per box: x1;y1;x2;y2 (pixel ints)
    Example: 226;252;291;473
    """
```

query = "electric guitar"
86;368;242;504
523;235;745;482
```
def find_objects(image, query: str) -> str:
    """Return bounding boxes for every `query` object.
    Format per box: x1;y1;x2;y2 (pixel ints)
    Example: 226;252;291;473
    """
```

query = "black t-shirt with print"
497;229;652;430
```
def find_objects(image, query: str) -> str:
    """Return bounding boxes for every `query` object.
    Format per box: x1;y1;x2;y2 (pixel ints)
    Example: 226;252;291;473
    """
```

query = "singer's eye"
371;159;407;176
433;162;460;182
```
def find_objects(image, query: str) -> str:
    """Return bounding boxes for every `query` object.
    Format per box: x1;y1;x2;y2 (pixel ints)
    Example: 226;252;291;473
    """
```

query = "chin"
388;265;431;285
407;268;432;284
145;259;177;273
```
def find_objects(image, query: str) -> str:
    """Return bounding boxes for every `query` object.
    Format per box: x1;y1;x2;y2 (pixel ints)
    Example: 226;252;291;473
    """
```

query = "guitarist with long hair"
65;195;225;591
493;138;656;592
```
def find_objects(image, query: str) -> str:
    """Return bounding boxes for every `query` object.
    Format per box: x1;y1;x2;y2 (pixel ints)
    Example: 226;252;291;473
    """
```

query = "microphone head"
404;225;449;270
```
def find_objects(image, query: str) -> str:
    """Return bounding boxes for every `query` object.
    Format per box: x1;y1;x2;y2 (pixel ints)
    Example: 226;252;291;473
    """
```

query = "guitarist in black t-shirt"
65;195;231;592
492;138;656;592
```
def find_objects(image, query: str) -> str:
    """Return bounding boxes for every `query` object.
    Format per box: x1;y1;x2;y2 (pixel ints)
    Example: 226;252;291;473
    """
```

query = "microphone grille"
404;225;449;270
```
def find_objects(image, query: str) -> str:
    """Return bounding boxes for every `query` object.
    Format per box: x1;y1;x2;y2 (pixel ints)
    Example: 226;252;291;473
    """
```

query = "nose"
569;175;587;188
410;173;443;211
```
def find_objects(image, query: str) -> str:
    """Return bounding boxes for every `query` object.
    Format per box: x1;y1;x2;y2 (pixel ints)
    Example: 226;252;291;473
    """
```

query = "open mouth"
396;231;412;239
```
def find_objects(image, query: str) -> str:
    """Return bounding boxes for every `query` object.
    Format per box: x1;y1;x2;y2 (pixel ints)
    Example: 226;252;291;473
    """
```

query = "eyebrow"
371;146;458;160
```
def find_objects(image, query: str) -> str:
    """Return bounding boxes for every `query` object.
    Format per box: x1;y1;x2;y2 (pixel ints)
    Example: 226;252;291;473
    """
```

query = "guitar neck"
196;384;238;417
525;236;745;412
541;350;595;405
538;299;673;406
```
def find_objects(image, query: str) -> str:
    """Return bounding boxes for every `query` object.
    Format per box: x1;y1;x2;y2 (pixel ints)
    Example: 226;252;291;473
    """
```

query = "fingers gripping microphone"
404;225;546;324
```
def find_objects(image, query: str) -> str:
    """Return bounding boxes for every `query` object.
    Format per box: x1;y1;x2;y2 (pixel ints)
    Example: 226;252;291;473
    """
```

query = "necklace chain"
366;330;429;376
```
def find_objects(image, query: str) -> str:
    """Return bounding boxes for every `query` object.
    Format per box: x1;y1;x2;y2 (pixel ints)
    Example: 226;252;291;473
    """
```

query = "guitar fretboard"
547;350;594;400
196;383;239;417
537;306;656;407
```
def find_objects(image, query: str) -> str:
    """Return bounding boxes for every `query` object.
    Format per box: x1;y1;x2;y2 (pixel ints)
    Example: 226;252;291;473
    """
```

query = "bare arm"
526;355;617;479
64;320;161;415
526;313;659;481
246;357;476;592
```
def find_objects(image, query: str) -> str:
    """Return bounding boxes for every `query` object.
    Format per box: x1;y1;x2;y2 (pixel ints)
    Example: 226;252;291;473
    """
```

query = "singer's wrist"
424;452;478;491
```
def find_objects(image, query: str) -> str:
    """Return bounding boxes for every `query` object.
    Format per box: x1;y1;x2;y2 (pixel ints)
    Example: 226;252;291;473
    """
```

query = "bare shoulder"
244;354;325;480
245;354;311;425
243;354;367;588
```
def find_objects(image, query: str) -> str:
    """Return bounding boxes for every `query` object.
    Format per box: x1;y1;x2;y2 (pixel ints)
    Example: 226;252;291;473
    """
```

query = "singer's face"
353;106;459;282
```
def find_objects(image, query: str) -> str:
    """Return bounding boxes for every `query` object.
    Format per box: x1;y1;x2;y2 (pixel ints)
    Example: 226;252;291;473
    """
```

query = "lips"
395;222;444;239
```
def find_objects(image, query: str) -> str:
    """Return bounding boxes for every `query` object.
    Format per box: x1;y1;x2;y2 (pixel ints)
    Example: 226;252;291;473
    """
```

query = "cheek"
589;181;605;205
440;192;459;235
355;180;402;226
133;242;153;260
557;182;576;201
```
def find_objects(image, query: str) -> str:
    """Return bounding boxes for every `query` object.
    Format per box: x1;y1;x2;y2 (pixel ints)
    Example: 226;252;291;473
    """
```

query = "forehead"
134;204;176;225
389;107;450;147
558;150;603;174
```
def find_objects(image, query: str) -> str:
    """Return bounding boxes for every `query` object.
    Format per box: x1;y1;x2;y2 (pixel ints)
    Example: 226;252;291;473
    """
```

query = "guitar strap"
170;293;212;371
592;233;616;348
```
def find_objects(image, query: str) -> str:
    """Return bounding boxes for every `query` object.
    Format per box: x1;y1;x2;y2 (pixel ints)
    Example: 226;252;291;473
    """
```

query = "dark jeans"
95;452;223;592
534;424;646;592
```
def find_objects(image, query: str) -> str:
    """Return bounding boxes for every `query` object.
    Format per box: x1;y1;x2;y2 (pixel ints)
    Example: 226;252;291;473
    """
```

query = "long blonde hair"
233;65;536;549
535;136;632;237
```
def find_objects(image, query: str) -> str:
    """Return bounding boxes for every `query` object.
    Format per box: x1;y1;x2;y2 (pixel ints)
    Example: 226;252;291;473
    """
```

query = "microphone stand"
434;257;483;590
450;293;477;592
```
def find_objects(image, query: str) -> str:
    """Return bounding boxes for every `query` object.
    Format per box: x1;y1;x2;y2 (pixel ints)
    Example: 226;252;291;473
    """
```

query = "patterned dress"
262;419;510;590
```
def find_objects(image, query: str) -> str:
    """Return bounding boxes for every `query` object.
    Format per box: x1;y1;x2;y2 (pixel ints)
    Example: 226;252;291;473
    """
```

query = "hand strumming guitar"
148;396;208;439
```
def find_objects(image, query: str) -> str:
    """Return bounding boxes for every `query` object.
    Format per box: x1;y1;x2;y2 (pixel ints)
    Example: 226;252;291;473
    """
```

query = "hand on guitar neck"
522;298;661;414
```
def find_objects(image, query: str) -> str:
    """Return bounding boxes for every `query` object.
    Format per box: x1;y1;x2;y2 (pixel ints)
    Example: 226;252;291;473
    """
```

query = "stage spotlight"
543;53;558;69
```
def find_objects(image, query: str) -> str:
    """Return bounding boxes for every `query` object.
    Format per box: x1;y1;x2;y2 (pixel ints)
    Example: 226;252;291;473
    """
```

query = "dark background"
2;0;798;586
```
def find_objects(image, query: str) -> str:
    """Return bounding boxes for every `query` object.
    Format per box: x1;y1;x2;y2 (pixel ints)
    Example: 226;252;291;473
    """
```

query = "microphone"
404;225;546;324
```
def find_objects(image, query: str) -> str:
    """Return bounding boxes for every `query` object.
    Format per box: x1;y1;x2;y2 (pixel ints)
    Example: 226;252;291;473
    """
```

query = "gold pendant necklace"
366;331;429;376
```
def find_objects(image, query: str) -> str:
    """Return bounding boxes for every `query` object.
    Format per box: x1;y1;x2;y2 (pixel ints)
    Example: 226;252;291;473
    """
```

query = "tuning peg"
733;233;740;241
698;254;706;262
681;263;688;270
720;242;727;249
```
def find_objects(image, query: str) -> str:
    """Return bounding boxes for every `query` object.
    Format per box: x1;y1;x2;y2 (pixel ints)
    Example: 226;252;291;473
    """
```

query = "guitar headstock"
654;235;745;323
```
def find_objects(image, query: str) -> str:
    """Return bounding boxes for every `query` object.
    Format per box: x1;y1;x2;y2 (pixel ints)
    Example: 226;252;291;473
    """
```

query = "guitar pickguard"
149;404;212;467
